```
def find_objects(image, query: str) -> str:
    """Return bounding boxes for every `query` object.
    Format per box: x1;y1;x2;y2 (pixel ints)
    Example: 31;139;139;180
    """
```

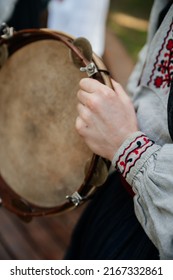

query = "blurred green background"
108;0;153;61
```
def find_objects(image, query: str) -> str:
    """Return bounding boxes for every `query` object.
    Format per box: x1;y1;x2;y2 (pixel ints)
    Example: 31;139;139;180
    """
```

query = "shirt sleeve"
112;131;173;259
126;44;148;99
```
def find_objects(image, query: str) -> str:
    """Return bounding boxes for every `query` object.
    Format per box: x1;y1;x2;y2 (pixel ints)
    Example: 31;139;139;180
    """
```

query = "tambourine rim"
0;29;112;217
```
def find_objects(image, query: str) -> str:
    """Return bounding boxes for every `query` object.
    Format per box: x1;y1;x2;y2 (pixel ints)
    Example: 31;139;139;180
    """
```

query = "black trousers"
64;171;159;260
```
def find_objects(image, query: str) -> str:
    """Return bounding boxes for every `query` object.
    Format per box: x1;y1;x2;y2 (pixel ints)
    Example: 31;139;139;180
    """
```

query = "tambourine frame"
0;29;112;218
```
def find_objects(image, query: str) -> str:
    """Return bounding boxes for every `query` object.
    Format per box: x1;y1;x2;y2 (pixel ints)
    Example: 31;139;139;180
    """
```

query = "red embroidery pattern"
148;21;173;89
115;134;154;179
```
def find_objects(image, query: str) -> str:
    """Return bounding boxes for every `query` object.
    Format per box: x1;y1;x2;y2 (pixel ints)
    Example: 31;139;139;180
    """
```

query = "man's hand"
75;78;138;161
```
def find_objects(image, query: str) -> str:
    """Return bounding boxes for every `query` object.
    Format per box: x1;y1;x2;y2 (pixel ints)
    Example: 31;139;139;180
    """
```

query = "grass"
107;0;153;61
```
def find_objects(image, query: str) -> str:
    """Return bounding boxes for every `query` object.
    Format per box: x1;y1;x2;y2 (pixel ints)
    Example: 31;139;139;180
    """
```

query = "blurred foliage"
107;0;153;61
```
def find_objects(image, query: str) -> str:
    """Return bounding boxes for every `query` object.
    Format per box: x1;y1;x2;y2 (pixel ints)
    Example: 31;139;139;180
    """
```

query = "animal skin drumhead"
0;39;92;207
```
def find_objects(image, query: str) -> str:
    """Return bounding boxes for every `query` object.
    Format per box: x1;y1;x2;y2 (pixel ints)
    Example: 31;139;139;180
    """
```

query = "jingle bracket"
80;62;98;77
66;191;83;206
0;23;14;38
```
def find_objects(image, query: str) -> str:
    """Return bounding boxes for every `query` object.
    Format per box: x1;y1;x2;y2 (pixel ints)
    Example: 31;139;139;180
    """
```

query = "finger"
79;78;98;93
77;89;97;111
77;103;91;124
80;77;113;94
77;89;88;106
78;79;115;109
75;116;88;136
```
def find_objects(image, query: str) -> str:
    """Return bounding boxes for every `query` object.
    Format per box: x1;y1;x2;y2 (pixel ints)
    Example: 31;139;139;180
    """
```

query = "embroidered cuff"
112;131;155;180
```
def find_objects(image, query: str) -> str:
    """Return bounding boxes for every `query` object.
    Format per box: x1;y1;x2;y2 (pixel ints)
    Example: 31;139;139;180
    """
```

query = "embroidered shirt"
112;0;173;260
